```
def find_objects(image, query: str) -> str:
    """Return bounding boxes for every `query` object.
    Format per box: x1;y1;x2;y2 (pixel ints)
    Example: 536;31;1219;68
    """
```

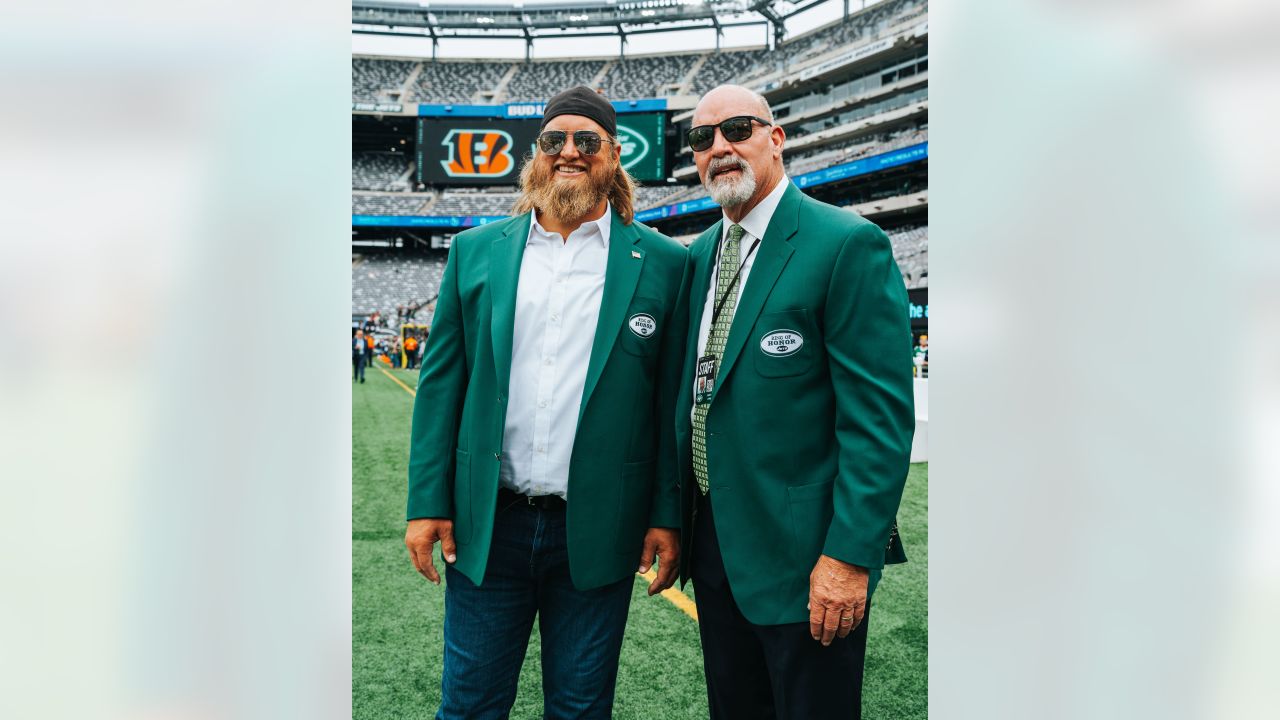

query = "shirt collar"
721;175;789;243
528;201;612;249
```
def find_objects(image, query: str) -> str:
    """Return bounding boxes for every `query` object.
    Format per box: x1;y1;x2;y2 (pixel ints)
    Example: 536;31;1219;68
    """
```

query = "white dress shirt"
692;176;790;412
500;204;612;499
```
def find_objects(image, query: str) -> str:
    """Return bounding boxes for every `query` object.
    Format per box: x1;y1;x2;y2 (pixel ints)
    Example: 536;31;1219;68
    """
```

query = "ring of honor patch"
760;329;804;356
628;313;657;338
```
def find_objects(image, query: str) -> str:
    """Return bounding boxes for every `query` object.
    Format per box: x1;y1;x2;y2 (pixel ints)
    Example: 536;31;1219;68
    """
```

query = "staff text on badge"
695;354;717;404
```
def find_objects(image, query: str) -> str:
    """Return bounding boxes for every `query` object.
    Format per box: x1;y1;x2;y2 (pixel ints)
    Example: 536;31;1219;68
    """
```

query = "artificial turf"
353;364;927;718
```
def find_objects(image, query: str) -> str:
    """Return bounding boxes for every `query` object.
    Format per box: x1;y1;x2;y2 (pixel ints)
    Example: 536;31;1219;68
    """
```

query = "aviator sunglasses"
536;130;615;156
686;115;773;152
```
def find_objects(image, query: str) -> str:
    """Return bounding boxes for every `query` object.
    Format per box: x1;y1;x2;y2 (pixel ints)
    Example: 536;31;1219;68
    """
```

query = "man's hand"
638;527;680;596
405;518;456;585
808;554;869;646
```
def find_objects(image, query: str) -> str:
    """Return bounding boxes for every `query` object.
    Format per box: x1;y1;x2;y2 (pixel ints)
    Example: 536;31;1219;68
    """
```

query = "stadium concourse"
352;1;927;717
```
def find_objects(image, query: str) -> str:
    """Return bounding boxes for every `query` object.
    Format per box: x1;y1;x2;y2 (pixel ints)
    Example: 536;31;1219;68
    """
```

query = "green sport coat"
676;182;915;625
408;209;690;591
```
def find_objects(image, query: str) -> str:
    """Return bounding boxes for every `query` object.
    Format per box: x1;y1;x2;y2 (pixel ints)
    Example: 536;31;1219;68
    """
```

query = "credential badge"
628;313;657;338
760;329;804;356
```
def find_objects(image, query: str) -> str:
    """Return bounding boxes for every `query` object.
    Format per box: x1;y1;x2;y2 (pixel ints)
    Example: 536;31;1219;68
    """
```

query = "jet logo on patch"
628;313;657;338
760;330;803;356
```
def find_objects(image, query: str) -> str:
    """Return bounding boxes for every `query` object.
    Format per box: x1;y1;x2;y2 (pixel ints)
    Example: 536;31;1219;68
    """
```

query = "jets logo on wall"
617;124;650;171
440;129;517;178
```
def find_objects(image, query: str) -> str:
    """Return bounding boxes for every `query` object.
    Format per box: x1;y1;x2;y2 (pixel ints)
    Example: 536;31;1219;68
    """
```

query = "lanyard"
708;232;761;331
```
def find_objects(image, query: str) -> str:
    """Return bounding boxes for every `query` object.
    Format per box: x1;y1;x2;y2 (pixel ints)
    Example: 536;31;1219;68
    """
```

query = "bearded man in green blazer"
404;87;688;719
677;84;915;720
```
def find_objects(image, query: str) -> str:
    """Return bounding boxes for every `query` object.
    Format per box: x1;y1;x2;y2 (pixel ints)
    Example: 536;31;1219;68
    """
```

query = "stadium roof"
352;0;833;44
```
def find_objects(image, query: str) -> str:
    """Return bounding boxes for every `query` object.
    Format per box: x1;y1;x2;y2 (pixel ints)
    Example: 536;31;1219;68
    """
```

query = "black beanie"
539;86;617;138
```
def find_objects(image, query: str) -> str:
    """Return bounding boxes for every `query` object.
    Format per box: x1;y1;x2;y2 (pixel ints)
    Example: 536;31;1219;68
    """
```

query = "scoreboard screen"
416;112;666;186
908;287;928;331
615;112;665;181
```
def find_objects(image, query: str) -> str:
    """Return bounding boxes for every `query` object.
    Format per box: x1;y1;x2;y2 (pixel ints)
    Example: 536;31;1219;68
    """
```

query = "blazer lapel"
686;220;722;355
711;183;801;403
490;213;531;396
578;211;644;421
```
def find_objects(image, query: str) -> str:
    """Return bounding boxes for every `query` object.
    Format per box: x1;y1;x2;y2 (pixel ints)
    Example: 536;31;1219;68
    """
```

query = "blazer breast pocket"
618;297;663;358
753;308;815;378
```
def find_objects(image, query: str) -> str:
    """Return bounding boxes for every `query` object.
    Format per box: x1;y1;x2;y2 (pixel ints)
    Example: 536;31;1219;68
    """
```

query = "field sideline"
354;365;927;718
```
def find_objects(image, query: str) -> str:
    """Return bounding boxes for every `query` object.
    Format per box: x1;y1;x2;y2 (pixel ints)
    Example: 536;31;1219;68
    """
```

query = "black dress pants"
691;492;871;720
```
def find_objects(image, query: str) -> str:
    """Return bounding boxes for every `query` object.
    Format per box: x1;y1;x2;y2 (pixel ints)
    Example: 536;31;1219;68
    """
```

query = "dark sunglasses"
686;115;773;152
536;130;615;156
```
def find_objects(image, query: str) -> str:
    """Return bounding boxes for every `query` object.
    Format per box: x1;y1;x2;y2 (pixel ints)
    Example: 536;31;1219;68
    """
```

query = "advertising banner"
416;113;666;185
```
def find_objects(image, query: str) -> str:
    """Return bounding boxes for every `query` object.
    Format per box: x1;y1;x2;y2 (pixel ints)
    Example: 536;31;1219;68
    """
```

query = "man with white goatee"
674;84;916;720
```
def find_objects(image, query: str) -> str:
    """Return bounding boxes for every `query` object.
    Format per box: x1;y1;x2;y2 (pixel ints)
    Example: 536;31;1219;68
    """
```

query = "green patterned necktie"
693;223;745;495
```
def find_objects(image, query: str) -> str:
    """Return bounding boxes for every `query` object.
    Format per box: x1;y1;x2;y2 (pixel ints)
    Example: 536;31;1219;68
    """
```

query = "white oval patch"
628;313;657;338
760;330;804;356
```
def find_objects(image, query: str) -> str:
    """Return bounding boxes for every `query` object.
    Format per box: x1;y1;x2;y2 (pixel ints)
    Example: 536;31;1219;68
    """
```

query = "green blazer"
408;209;690;591
676;182;914;625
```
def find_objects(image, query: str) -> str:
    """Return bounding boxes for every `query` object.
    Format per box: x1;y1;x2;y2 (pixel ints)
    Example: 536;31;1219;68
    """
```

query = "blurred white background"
0;2;352;718
933;1;1279;717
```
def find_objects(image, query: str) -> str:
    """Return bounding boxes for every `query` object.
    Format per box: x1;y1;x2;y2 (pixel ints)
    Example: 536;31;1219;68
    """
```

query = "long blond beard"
517;153;615;222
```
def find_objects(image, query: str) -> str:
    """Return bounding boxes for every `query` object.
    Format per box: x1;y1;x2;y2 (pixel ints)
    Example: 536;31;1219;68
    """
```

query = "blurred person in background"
404;86;689;720
676;85;915;720
403;333;418;370
364;332;375;371
353;329;367;384
913;334;928;378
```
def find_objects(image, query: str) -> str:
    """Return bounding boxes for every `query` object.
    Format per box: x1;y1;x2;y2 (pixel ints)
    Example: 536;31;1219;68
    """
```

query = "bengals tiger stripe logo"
439;129;517;178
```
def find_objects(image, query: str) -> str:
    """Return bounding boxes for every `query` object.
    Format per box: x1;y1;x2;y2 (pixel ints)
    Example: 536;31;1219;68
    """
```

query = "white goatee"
704;157;757;208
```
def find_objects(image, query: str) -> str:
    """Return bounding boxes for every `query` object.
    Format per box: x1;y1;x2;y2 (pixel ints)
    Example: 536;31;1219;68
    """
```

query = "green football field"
353;365;927;719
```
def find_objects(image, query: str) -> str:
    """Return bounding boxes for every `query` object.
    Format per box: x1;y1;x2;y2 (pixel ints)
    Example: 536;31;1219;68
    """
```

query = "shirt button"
536;445;545;453
538;400;548;408
544;357;553;365
550;314;559;323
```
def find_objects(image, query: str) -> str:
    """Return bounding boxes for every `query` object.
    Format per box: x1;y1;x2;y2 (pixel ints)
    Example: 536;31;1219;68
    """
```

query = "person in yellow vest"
404;334;419;370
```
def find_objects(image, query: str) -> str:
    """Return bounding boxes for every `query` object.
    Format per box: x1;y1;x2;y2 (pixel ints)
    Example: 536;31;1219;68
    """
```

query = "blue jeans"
438;500;633;720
